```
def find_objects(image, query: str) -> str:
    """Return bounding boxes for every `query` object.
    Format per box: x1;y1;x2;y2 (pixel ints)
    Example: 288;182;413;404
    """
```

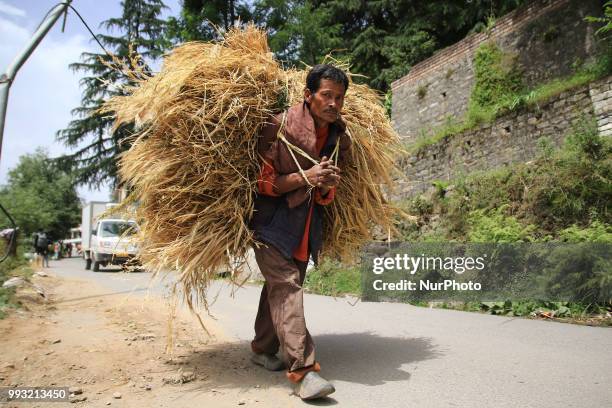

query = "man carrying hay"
249;64;350;400
104;26;400;399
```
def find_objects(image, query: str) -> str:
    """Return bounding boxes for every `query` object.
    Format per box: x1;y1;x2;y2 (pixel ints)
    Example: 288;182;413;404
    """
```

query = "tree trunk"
229;0;235;27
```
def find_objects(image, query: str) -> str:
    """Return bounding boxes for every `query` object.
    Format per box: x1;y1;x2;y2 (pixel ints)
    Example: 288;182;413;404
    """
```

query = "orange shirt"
257;126;336;262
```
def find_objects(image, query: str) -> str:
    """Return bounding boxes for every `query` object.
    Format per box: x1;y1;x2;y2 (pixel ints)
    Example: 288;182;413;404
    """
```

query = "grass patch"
434;300;611;325
304;259;361;297
0;288;13;318
529;69;598;104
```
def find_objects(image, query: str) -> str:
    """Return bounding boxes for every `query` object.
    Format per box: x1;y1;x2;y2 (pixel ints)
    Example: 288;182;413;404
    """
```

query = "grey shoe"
250;352;285;371
295;371;335;400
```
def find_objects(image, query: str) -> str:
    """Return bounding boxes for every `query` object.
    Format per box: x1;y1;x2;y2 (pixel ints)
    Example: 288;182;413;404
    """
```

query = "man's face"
305;79;346;127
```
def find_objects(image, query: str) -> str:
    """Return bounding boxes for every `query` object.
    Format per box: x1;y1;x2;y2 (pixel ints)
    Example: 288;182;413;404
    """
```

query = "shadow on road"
316;332;440;385
93;267;147;273
176;331;439;396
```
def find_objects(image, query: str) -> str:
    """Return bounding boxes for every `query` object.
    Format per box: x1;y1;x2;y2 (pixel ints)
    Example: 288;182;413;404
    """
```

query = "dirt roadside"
0;269;303;408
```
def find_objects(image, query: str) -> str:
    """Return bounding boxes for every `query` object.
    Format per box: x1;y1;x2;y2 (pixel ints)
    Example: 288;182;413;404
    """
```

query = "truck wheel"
85;258;92;270
93;261;100;272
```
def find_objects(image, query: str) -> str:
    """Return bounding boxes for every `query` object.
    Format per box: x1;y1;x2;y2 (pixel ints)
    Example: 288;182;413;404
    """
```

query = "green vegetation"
0;149;81;240
304;259;360;296
468;42;523;121
384;90;393;119
57;0;168;187
0;243;33;319
585;1;612;39
165;0;253;42
416;84;428;99
396;120;612;321
559;220;612;243
0;290;10;319
446;300;610;325
466;205;536;243
401;118;610;243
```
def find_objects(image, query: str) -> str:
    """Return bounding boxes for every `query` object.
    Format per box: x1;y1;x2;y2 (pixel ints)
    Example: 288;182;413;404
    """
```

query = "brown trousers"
251;244;316;376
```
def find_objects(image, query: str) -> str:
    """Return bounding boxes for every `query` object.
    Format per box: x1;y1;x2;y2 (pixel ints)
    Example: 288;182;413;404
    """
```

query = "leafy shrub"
399;116;611;242
466;205;536;242
544;244;611;303
559;220;612;243
304;259;360;296
467;42;523;123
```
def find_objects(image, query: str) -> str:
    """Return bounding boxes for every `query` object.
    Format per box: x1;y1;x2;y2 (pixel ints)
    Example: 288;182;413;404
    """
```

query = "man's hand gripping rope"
275;112;342;194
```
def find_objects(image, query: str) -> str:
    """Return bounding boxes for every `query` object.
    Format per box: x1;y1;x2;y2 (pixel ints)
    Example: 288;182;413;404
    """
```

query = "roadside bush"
304;258;361;296
404;117;611;241
466;205;536;242
558;220;612;243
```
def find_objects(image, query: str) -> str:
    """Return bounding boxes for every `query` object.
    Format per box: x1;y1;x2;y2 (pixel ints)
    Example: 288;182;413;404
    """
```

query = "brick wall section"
592;79;612;136
392;75;612;199
391;0;603;143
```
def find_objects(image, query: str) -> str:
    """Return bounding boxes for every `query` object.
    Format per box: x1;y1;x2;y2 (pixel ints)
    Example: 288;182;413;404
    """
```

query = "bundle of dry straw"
104;25;403;309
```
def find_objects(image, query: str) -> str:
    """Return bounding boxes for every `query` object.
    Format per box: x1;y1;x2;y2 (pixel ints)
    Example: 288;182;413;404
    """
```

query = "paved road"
51;257;611;408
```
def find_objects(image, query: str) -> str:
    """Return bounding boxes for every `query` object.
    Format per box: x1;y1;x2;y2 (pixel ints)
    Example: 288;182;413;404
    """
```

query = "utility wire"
64;3;113;57
33;2;113;57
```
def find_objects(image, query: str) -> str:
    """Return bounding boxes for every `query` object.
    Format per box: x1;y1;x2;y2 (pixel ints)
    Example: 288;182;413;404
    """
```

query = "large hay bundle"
104;25;402;308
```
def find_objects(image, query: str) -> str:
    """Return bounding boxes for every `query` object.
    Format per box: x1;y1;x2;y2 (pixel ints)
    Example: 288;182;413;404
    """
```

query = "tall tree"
57;0;168;188
253;0;342;67
166;0;253;42
0;149;81;240
255;0;526;91
168;0;527;90
311;0;528;91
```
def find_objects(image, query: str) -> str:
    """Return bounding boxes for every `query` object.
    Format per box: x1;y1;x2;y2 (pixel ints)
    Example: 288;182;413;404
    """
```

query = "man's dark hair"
306;64;349;94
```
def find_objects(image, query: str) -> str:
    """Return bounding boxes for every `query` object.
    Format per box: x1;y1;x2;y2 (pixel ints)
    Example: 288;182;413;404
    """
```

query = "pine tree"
57;0;168;188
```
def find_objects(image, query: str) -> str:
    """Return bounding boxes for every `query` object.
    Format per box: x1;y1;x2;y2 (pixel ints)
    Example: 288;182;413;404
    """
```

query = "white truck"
81;202;140;271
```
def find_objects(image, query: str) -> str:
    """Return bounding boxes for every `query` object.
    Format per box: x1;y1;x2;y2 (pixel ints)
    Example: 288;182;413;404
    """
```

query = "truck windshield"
99;221;138;238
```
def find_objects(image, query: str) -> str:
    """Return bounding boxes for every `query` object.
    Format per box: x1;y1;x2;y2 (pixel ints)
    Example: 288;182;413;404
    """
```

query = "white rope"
275;111;343;188
276;112;315;189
